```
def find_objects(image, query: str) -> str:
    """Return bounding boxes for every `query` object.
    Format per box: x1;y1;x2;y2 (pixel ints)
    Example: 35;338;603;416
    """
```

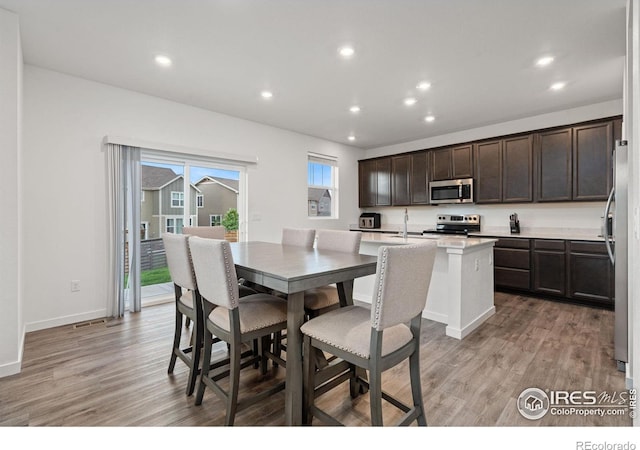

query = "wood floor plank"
0;293;631;427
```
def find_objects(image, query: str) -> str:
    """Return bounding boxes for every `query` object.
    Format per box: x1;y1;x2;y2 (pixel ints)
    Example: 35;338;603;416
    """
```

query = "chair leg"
273;331;282;367
369;368;383;426
195;328;213;406
186;313;203;396
409;349;427;426
226;341;242;426
259;335;269;375
168;310;182;374
303;335;315;425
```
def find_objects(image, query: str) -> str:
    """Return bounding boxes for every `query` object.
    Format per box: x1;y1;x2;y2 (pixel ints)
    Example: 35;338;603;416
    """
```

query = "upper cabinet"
430;144;473;181
358;116;620;208
410;151;430;205
391;155;411;206
572;121;613;201
358;157;391;207
535;119;617;202
474;135;533;204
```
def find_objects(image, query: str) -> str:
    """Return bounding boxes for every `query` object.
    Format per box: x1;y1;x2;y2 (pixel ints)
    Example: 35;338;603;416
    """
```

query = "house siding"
196;180;238;226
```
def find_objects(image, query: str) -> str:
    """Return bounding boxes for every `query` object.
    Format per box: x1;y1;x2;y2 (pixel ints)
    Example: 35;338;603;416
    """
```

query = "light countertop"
359;231;497;249
350;225;605;242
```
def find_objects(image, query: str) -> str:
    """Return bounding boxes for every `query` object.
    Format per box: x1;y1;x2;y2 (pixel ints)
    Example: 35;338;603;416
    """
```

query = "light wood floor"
0;292;631;427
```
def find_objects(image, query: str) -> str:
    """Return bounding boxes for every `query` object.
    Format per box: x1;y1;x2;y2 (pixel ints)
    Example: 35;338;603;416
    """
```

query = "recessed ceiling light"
154;54;172;67
349;105;361;113
416;81;431;91
550;82;566;91
404;98;417;106
338;46;355;58
536;56;555;67
424;115;435;123
261;90;273;99
348;135;356;142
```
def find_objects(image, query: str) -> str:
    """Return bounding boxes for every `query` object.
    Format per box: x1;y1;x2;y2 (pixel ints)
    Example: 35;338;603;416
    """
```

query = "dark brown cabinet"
535;128;573;202
568;241;613;306
572;122;613;201
503;135;533;202
430;145;473;181
474;140;502;203
410;151;429;205
358;157;391;207
475;136;533;204
391;155;411;206
494;238;531;290
532;240;566;296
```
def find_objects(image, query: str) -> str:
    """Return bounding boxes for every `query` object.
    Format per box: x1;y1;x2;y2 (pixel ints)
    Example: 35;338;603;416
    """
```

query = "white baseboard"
0;324;25;378
421;309;448;324
25;308;108;333
445;306;496;340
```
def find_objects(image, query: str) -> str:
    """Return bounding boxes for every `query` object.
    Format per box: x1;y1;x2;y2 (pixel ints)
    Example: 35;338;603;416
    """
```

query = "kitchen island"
354;232;498;339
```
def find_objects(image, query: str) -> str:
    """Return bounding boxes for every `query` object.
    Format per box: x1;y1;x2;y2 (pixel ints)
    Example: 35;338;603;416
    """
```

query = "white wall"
0;8;23;377
21;65;364;332
361;100;623;231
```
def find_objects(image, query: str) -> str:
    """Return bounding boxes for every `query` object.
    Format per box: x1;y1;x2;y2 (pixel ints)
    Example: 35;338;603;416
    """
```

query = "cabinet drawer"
568;241;608;254
533;239;565;251
494;248;530;270
495;238;531;249
495;268;530;290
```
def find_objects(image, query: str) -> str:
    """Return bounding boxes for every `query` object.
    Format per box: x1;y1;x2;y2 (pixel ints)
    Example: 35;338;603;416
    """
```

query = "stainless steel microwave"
429;178;474;204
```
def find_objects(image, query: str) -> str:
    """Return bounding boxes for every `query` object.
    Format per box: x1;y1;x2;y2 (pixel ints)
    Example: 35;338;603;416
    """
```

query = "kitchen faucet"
403;208;408;238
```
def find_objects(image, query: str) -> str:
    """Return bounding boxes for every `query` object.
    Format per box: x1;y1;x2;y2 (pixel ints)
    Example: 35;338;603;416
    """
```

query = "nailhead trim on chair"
221;243;239;309
372;247;388;330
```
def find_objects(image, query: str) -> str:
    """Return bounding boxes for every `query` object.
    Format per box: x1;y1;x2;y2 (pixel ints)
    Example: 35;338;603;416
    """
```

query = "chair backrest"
316;229;362;254
282;227;316;249
370;243;437;331
162;233;197;291
188;236;239;310
183;226;226;239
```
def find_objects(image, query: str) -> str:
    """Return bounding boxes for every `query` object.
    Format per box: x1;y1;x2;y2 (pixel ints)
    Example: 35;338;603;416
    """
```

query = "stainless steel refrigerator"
603;139;629;371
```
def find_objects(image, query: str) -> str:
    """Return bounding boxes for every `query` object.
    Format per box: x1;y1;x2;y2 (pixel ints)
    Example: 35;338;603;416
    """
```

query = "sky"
142;161;239;183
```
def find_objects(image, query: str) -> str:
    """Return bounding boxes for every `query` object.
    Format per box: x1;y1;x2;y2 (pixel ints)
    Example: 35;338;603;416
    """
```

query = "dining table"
228;240;378;425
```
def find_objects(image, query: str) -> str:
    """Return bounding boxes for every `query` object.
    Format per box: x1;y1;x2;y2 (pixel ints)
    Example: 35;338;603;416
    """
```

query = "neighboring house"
141;165;200;239
194;176;239;227
308;187;332;217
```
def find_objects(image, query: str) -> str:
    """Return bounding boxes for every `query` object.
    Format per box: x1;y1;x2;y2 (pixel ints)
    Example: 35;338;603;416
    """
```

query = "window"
140;222;148;240
166;217;184;234
308;153;337;218
141;190;145;202
196;194;204;208
171;191;184;208
210;214;222;226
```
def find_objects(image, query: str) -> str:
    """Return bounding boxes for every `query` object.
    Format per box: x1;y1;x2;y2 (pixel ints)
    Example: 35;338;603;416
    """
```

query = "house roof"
195;176;239;194
142;165;200;192
141;166;178;189
308;187;331;202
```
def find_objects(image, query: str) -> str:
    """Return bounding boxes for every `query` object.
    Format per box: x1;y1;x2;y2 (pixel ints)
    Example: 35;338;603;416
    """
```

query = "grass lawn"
125;267;172;287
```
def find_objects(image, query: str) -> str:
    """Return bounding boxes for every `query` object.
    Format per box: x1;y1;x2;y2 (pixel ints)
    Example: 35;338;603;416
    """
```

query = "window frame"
210;214;222;226
307;153;338;219
170;191;184;208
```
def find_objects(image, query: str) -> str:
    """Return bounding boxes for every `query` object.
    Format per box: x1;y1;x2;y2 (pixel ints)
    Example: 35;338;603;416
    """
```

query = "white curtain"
106;143;142;317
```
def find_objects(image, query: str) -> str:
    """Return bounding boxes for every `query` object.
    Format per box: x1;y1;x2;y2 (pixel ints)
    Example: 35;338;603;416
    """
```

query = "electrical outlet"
474;259;479;271
71;280;80;292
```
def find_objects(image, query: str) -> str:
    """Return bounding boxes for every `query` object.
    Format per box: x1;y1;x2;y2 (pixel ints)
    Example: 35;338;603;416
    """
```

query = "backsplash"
361;202;606;233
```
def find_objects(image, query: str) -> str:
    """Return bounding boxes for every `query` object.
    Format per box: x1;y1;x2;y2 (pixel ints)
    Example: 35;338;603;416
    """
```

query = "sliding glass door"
136;152;245;306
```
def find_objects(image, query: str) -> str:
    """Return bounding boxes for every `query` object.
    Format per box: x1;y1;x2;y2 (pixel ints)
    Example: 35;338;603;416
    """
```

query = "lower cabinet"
532;240;566;297
568;241;614;307
490;237;613;308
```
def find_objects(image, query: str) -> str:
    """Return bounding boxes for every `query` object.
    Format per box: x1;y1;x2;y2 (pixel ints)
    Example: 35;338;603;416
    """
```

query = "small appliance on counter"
509;213;520;234
423;214;480;236
359;212;381;229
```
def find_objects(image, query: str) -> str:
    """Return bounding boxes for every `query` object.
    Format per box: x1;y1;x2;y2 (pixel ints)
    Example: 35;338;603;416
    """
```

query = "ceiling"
0;0;627;149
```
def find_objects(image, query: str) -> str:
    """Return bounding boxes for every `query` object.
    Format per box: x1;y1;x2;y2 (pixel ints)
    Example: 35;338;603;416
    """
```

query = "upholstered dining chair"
188;236;288;426
303;229;362;317
301;242;438;426
162;232;204;396
281;227;316;249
